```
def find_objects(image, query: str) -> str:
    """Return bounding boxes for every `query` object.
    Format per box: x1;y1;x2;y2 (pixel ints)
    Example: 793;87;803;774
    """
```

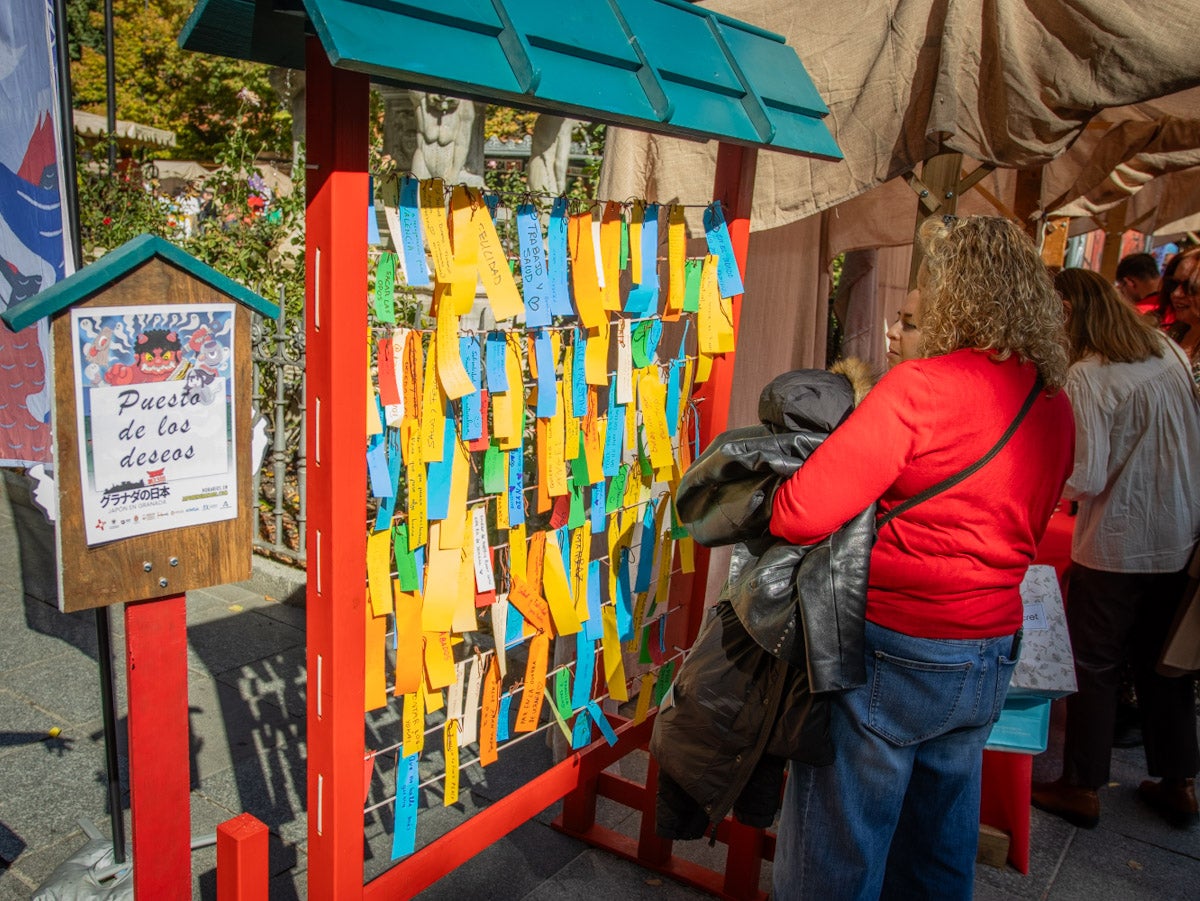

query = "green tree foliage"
67;0;291;160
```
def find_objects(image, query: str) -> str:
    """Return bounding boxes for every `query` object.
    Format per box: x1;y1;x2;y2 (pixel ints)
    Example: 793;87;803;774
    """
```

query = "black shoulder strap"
878;374;1044;529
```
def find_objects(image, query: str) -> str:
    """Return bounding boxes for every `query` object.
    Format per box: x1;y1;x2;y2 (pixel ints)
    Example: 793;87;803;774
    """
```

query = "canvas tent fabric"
600;0;1200;232
599;0;1200;440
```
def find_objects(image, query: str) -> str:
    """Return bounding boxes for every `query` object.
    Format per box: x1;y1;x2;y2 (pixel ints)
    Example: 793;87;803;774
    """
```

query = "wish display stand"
177;1;843;897
2;235;277;899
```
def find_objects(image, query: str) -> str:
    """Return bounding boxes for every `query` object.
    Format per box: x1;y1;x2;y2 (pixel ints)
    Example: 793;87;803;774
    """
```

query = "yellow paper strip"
450;185;479;302
601;605;629;702
424;630;457;690
638;373;674;471
471;188;525;320
419;178;454;282
600;201;623;311
394;585;423;696
570;527;589;622
365;597;388;712
422;522;461;631
666;206;686;320
406;462;428;550
542;533;582;635
443;718;460;806
508;574;552;635
480;655;501;766
630;201;644;284
569;212;606;329
451;544;478;633
514;633;549;731
698;254;724;354
402;686;425;756
420;338;445;463
509;523;528;582
439;441;471;548
584;323;609;387
366;528;393;618
435;294;476;400
546;391;568;498
633;672;655;724
679;534;695;573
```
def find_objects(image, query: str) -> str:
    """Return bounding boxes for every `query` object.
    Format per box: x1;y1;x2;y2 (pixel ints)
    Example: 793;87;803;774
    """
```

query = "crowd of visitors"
710;223;1200;896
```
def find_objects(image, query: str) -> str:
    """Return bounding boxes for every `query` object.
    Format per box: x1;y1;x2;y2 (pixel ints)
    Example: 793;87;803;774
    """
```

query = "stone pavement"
1;471;1197;899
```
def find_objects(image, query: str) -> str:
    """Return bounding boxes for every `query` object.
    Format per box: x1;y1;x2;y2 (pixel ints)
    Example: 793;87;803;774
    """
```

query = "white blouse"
1064;337;1200;573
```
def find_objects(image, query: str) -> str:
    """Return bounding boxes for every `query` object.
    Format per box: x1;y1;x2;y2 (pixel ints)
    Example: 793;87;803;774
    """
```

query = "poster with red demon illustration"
71;304;237;544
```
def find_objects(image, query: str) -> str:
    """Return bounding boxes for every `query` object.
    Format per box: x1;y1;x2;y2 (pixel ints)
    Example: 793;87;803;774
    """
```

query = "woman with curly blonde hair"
1033;267;1200;831
769;216;1075;898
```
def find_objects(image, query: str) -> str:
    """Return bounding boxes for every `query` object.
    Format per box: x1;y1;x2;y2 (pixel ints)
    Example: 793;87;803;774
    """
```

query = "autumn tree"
67;0;292;161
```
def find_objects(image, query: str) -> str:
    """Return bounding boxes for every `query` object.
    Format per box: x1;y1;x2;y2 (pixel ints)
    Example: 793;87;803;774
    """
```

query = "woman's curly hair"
917;216;1069;389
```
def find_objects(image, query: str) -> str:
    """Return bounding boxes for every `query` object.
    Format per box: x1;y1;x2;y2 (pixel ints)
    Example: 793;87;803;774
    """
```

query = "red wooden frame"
302;43;762;899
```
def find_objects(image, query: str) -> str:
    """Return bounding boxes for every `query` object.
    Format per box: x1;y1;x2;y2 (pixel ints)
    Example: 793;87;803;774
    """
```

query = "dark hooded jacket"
651;363;875;840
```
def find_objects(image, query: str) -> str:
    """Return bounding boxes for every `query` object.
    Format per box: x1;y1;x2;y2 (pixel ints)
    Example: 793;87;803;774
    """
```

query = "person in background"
1033;268;1200;829
768;216;1074;899
1154;251;1182;327
1165;248;1200;381
884;288;923;368
1115;252;1161;315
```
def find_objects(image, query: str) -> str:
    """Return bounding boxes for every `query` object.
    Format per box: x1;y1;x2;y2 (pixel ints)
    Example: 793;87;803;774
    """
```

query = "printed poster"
0;0;73;466
71;304;237;545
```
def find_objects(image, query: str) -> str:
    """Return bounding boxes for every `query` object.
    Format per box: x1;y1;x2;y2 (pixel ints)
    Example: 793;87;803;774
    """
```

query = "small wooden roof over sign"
179;0;842;159
1;234;278;331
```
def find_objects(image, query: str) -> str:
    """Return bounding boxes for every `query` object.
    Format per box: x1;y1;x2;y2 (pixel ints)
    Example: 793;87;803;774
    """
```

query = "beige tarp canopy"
600;0;1200;430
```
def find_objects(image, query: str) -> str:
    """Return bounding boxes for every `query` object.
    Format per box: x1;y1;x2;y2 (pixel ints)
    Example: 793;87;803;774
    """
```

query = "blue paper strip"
547;197;573;317
585;560;604;642
635;502;657;592
367;433;391;498
425;417;457;521
414;545;426;592
625;203;660;314
534;330;557;418
505;597;526;647
665;358;682;439
616;548;634;642
517;204;552;328
367;176;381;245
460;336;483;441
703;201;745;298
589;481;606;533
484;191;500;217
390;752;419;860
485;331;508;394
571;328;587;414
602;400;625;478
572;631;596;710
571;712;593;749
497;692;513;742
398;177;430;287
587;700;619;746
507;447;525;526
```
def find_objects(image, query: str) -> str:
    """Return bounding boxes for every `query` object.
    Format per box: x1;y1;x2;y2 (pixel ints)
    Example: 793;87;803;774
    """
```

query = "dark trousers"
1063;564;1200;788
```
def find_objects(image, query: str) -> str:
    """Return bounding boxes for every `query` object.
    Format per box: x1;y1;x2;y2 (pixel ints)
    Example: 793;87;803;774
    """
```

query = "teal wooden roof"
179;0;842;159
1;234;279;332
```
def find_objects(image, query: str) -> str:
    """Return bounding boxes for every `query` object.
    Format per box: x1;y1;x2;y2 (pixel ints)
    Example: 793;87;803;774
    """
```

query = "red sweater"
770;350;1074;638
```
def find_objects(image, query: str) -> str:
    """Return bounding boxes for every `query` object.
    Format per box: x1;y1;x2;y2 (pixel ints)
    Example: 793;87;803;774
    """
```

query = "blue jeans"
773;621;1020;901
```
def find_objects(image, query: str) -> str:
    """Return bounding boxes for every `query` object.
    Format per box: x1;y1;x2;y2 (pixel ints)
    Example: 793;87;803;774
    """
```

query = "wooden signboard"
50;258;254;611
1;235;275;613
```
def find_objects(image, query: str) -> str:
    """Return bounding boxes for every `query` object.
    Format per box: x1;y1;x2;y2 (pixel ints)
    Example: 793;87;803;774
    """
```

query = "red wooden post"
125;594;191;898
217;813;269;900
722;818;766;899
680;141;757;643
304;38;370;901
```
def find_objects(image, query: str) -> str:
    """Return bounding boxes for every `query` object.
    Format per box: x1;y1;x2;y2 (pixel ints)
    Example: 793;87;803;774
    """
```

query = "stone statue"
527;115;575;196
410;92;486;187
